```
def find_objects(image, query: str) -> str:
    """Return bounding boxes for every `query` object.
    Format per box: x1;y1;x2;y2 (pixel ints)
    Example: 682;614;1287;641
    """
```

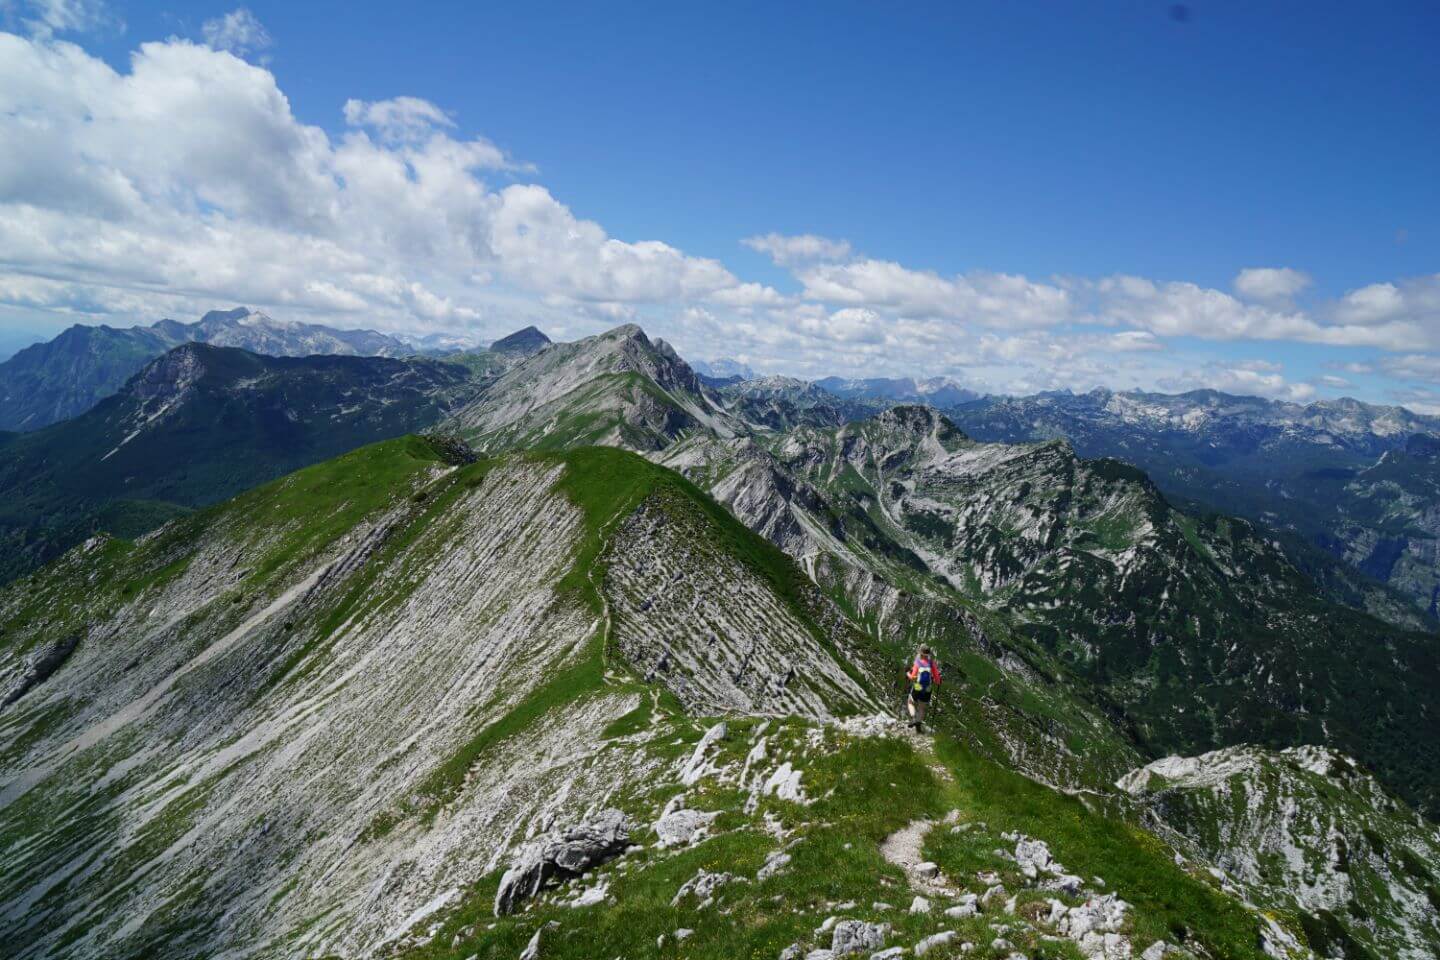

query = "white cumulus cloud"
795;259;1074;329
0;29;766;338
1234;266;1311;302
742;233;853;266
201;8;271;58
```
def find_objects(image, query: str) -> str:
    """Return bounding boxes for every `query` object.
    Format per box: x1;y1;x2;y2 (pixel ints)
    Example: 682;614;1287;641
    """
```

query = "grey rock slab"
495;810;631;915
680;722;727;785
1015;838;1052;875
832;920;889;956
1042;873;1084;896
671;869;742;907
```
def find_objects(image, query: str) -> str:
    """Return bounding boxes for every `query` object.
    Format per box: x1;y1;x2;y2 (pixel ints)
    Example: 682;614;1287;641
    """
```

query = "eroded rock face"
1120;744;1440;960
605;492;873;718
830;919;888;956
0;632;80;709
494;809;632;915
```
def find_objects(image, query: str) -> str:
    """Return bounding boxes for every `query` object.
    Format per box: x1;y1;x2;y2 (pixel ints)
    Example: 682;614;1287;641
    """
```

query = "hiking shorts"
909;687;932;703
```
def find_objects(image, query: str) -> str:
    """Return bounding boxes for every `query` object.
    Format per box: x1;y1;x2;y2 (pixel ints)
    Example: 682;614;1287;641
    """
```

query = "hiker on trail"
905;645;941;731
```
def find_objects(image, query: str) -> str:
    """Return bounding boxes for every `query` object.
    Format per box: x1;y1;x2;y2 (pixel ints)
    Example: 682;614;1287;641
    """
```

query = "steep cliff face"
1121;746;1440;960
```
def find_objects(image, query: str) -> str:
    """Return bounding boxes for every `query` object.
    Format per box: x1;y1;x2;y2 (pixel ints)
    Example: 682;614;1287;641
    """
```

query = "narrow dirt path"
879;818;932;872
879;734;962;898
880;817;960;898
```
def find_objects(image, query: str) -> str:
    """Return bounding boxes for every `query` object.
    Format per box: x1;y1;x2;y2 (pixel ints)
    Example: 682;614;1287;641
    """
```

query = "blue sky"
0;1;1437;406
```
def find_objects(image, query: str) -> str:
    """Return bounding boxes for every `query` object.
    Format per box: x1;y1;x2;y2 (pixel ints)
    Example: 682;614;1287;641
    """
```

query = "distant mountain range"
0;308;411;432
690;356;757;380
947;388;1440;619
9;304;1440;622
399;330;489;355
816;375;981;407
0;343;484;583
0;310;561;433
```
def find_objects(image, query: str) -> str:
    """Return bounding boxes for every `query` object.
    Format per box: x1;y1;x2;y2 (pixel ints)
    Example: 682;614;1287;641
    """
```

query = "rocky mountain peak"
197;305;253;325
445;323;738;451
489;325;552;355
598;321;646;341
872;404;968;444
128;341;212;401
604;325;706;396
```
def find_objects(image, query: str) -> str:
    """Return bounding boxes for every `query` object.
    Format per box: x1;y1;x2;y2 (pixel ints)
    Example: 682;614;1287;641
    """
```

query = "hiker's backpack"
913;659;933;692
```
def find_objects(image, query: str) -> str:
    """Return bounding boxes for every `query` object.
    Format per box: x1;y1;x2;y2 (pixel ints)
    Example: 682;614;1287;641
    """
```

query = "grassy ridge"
350;443;876;842
397;445;879;810
929;737;1269;957
395;721;1276;960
